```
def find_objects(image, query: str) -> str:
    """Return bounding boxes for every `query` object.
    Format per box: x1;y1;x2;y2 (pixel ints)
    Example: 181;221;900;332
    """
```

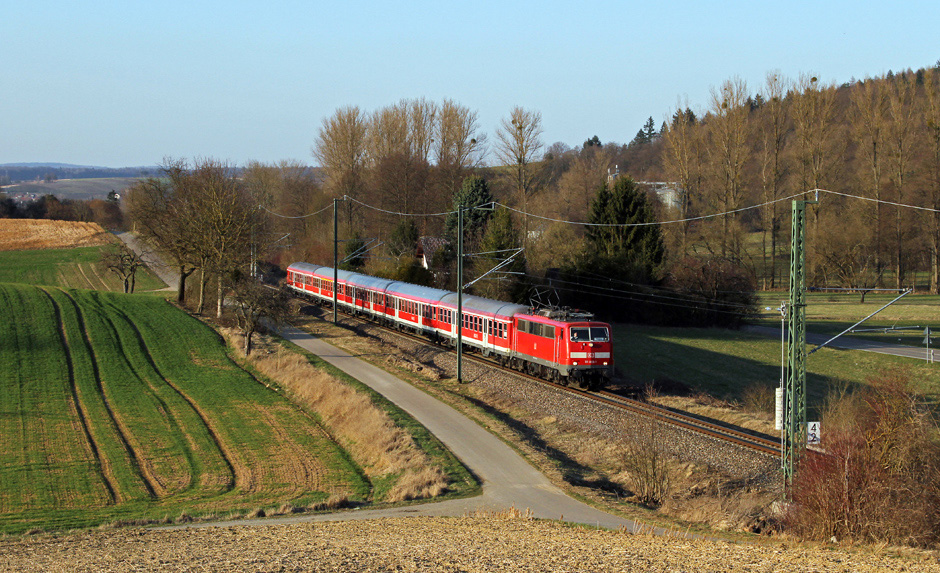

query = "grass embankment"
0;284;367;534
224;329;475;503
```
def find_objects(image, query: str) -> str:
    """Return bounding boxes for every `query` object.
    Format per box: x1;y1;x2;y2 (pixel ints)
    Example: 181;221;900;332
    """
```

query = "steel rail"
291;293;781;459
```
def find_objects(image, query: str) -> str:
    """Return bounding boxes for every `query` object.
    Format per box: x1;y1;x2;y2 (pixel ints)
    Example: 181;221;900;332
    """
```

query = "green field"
5;178;141;201
755;291;940;348
0;246;166;292
0;284;369;534
613;322;940;418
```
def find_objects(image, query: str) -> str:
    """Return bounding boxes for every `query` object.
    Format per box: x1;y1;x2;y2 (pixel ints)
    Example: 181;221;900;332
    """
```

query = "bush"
620;420;671;507
785;371;940;547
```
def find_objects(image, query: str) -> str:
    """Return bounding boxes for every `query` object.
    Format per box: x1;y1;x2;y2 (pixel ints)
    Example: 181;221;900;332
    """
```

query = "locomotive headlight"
573;361;579;365
603;361;608;365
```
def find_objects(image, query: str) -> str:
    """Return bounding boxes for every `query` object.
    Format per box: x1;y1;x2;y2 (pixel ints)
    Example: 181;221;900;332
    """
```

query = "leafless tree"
555;146;611;222
923;69;940;293
124;159;199;303
408;97;437;162
662;101;704;256
183;159;258;316
705;77;750;260
228;277;289;356
851;76;889;282
757;71;789;289
100;243;145;293
434;99;485;198
495;106;544;243
313;106;368;228
885;73;918;290
792;74;839;275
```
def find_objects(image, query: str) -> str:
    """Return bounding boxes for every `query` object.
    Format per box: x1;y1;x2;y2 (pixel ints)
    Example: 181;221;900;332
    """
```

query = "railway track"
300;299;783;461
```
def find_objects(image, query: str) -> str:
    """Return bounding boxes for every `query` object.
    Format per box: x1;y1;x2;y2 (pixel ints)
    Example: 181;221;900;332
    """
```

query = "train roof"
288;262;325;274
440;292;528;319
346;273;397;291
386;281;451;303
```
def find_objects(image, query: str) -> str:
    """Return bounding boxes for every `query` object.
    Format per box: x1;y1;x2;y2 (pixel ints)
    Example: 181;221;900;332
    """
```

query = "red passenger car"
286;263;613;390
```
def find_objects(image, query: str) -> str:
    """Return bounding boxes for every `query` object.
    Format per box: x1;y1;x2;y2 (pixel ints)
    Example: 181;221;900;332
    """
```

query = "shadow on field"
611;324;858;419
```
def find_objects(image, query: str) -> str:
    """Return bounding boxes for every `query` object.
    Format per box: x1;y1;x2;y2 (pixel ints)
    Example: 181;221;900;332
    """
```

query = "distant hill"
0;164;158;184
2;177;142;200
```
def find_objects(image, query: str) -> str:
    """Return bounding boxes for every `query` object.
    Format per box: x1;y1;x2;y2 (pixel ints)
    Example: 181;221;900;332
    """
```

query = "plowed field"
1;516;935;572
0;219;113;251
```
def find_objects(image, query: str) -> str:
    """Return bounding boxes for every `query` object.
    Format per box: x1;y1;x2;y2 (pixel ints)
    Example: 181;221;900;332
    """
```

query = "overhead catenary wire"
261;188;940;227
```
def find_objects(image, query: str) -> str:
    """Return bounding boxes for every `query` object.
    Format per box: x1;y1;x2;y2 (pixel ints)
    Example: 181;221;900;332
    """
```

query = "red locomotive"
286;262;613;390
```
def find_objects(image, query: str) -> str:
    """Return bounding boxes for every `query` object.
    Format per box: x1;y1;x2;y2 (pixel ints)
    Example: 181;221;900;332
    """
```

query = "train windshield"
570;327;609;342
589;327;609;342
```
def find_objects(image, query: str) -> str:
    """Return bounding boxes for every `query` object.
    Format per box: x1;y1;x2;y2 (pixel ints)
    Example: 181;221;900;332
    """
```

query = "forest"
10;63;940;326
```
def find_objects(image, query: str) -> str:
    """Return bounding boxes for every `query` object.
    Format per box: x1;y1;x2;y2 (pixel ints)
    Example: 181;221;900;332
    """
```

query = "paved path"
167;323;661;533
115;232;178;291
744;325;936;362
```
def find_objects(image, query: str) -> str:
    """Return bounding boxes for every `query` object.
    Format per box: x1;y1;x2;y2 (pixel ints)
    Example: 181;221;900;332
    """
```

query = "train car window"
570;327;589;342
590;327;609;342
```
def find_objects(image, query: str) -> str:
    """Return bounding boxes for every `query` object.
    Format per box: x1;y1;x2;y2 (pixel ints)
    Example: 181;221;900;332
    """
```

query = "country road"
744;324;937;362
163;323;668;534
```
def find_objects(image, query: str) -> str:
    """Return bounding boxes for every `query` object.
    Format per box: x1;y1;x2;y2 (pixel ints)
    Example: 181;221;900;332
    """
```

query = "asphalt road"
744;325;937;362
176;323;661;533
116;232;178;291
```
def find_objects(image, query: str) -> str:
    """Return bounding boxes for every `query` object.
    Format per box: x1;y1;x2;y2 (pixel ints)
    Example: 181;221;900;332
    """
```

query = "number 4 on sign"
807;422;821;445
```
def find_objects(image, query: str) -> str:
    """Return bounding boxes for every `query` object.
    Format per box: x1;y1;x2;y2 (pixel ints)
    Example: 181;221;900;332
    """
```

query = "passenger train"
286;262;613;390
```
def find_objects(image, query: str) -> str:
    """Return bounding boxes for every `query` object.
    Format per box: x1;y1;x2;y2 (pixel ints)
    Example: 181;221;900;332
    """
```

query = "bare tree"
124;159;199;303
923;68;940;293
313;106;368;228
555;146;611;222
851;76;889;283
408;97;437;162
705;77;750;260
495;106;544;243
792;74;839;274
434;99;485;198
886;72;918;290
100;243;145;293
757;71;789;289
229;277;289;356
367;103;410;163
662;102;703;256
184;159;258;316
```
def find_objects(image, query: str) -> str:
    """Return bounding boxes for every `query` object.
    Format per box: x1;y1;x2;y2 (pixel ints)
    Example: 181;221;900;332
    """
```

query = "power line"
343;195;454;217
260;203;333;219
814;188;940;213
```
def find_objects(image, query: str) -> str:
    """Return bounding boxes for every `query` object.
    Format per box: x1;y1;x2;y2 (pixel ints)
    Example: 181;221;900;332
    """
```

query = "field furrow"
40;288;116;505
0;285;111;511
54;289;155;502
98;297;236;497
68;290;189;498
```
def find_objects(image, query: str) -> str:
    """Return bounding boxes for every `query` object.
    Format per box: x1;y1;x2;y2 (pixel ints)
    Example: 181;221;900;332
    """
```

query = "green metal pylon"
784;198;815;486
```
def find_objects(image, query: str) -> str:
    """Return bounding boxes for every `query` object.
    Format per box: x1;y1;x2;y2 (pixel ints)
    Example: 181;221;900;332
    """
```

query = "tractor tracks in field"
40;288;118;505
54;289;158;500
96;297;238;497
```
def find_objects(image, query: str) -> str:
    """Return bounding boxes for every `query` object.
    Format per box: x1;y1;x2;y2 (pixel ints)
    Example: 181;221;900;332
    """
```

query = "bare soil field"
0;219;113;251
1;516;936;572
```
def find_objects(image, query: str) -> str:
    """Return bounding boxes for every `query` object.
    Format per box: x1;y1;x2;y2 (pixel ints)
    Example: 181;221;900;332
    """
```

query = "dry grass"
0;219;114;251
221;329;448;502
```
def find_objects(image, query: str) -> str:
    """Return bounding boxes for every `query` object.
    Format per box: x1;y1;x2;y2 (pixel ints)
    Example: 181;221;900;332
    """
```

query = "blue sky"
3;1;938;167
